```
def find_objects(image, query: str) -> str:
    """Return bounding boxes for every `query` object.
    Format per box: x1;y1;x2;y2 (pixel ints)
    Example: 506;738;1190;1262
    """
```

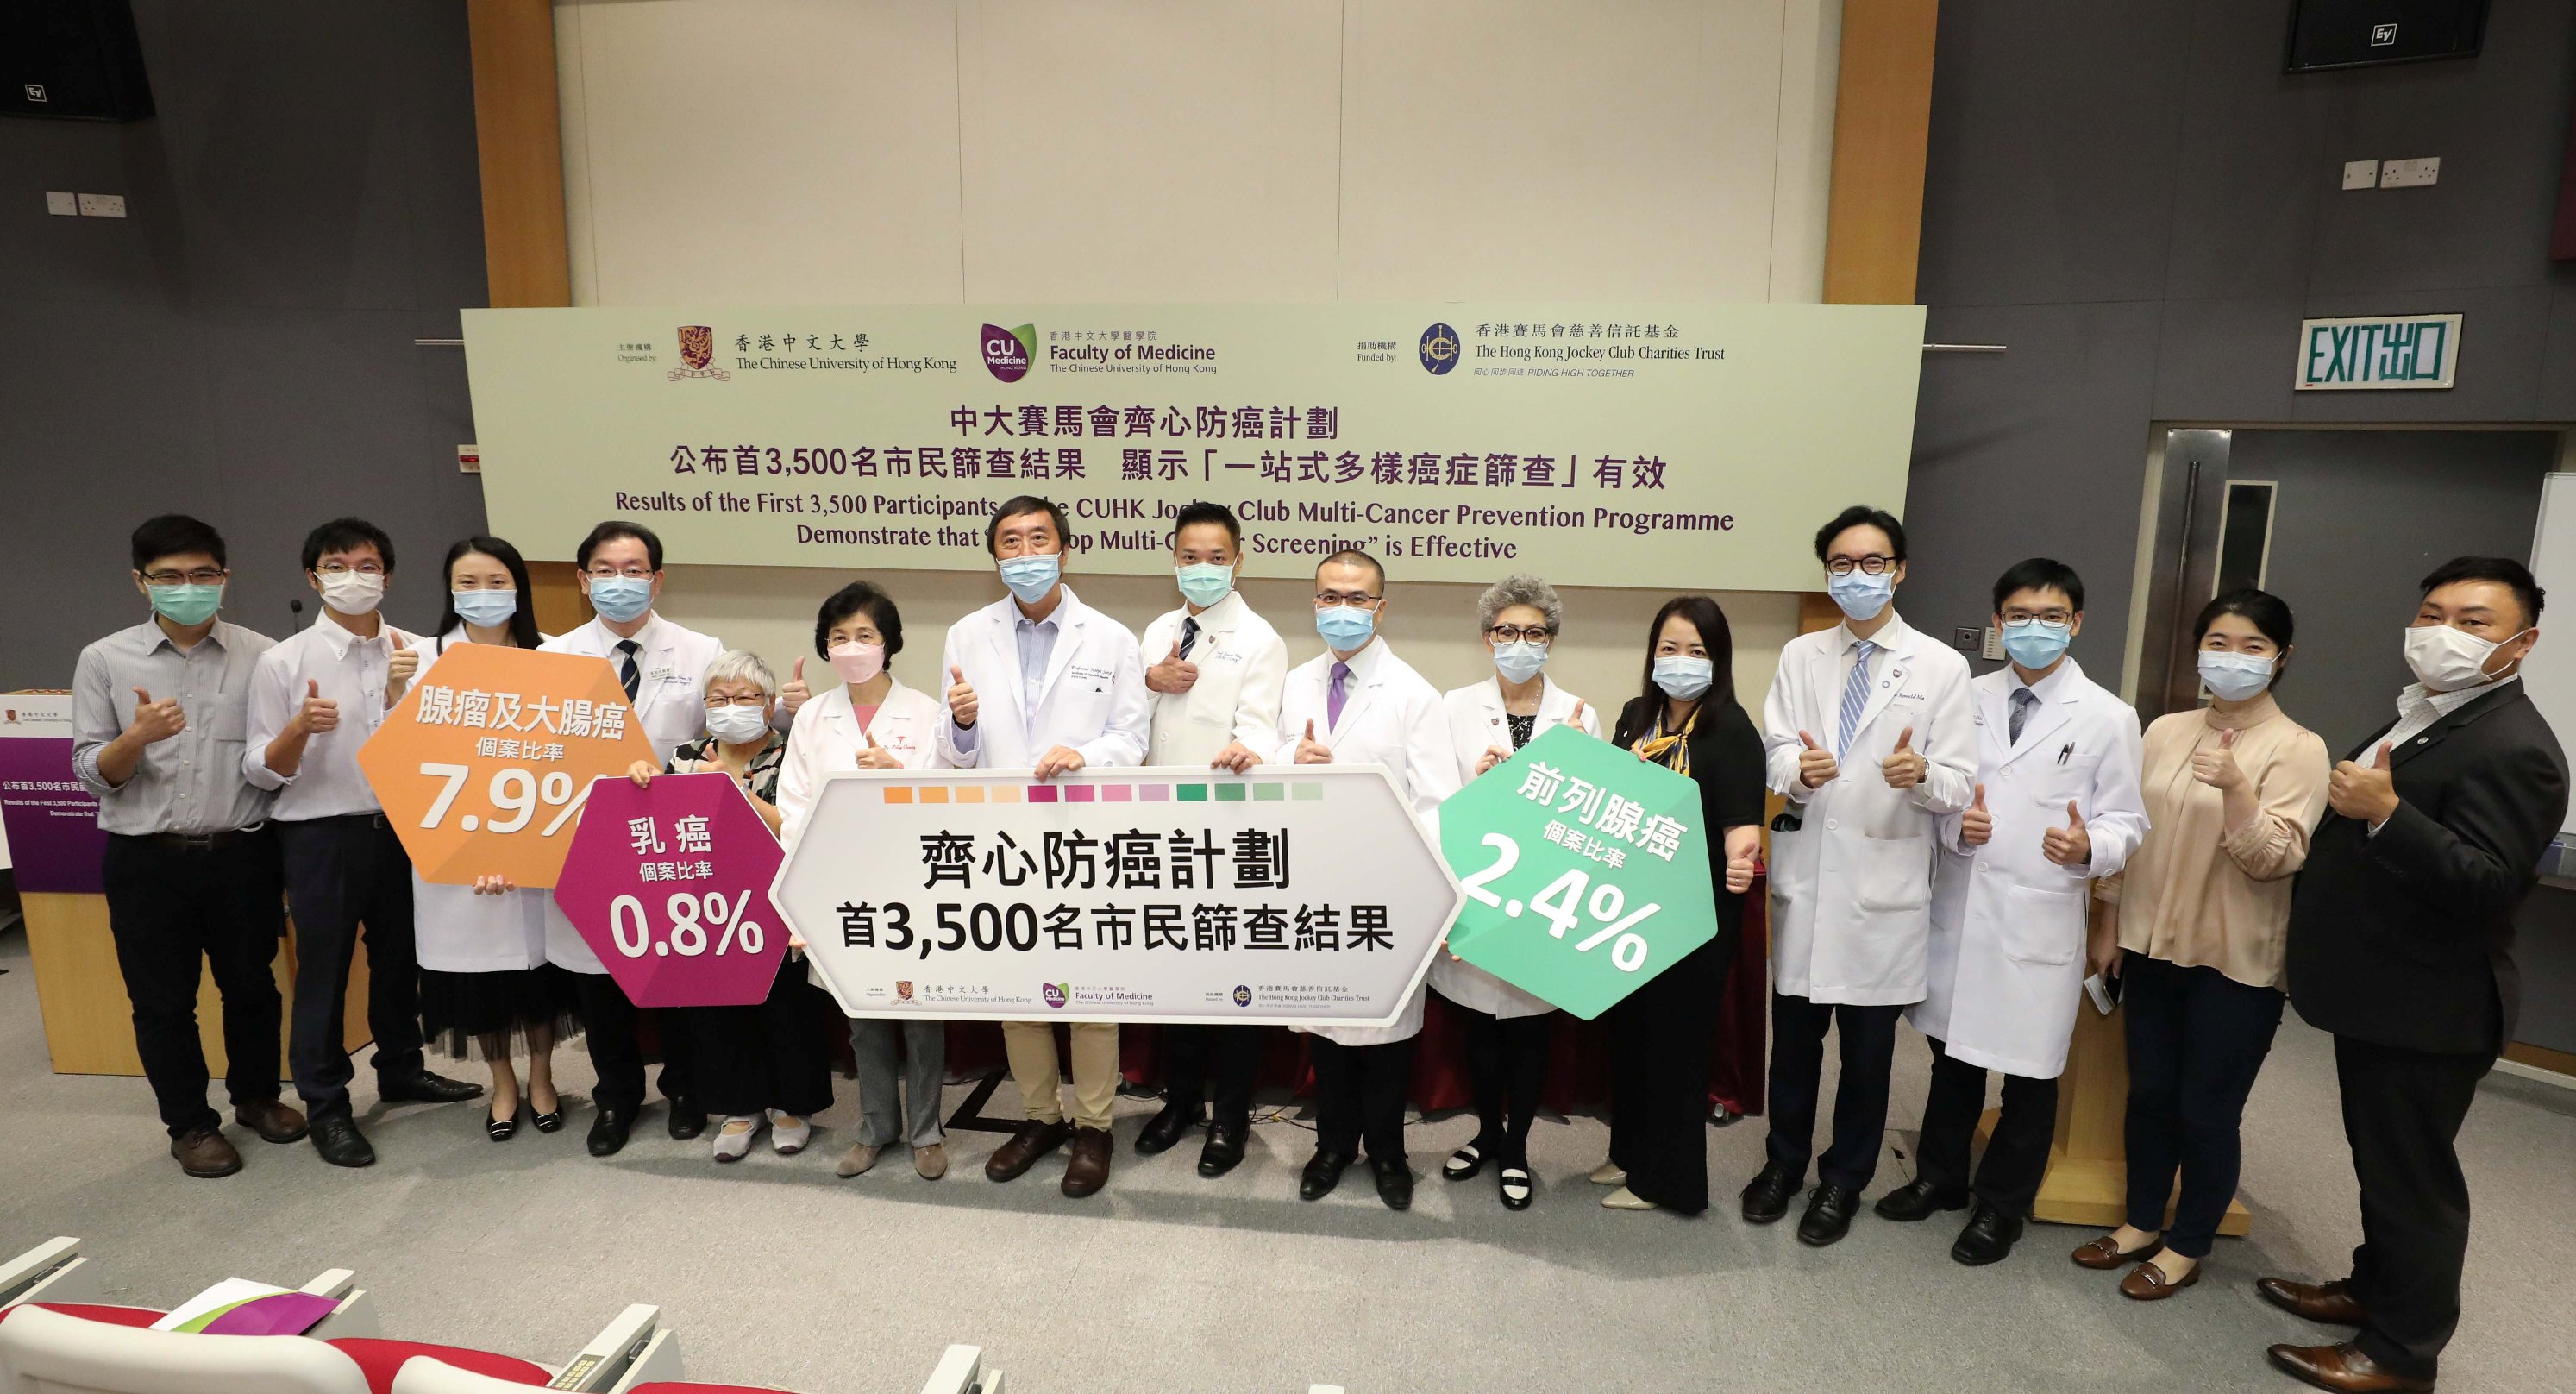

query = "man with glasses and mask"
247;518;482;1168
1272;549;1458;1211
2260;557;2566;1394
1750;505;1974;1246
537;519;730;1157
74;515;309;1177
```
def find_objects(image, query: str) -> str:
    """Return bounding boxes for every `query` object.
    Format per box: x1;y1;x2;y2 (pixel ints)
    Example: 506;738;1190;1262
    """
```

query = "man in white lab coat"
1752;505;1976;1246
1275;549;1458;1211
937;495;1150;1198
537;521;729;1158
1877;559;2147;1266
1131;503;1288;1179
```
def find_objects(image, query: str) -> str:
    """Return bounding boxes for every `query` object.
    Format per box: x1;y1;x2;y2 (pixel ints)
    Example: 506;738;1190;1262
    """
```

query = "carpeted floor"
2;930;2569;1392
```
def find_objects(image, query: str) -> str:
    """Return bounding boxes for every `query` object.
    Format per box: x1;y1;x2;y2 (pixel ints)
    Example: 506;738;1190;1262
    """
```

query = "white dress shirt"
243;614;419;819
1138;590;1289;768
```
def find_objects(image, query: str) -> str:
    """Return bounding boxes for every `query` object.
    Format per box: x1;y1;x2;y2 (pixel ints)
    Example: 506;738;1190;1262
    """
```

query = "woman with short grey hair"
1432;574;1601;1209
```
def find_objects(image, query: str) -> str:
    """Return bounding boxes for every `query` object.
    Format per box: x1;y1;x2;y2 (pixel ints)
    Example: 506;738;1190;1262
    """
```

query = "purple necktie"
1327;661;1351;729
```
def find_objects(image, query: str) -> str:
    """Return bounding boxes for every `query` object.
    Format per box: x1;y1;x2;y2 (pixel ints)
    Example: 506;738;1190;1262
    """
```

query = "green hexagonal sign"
1437;724;1717;1020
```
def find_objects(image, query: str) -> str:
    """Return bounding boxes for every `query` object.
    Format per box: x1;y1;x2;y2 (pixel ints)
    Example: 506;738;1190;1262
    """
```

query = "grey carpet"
1;930;2568;1393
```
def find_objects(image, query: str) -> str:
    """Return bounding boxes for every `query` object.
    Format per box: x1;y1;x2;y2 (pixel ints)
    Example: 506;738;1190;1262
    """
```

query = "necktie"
1179;616;1200;659
1835;640;1878;758
1327;661;1351;729
2009;687;2038;744
616;639;641;702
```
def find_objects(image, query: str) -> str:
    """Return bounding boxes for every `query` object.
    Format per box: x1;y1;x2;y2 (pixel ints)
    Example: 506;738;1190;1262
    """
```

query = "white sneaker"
711;1115;760;1162
768;1109;812;1155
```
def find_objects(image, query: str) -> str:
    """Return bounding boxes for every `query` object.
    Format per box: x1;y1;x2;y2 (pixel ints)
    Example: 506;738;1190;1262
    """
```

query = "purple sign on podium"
551;771;787;1008
2;694;107;895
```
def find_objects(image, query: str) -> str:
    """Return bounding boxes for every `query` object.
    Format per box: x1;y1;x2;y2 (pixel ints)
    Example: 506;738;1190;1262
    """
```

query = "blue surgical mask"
1492;640;1548;684
2000;619;2071;670
587;575;654;624
1314;604;1376;650
1827;568;1895;622
147;582;223;627
1652;655;1714;700
999;553;1061;604
1175;562;1234;609
452;590;518;629
2197;650;2274;700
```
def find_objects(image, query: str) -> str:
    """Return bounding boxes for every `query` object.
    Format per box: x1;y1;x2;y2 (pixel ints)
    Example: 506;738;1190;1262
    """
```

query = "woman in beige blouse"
2071;590;2330;1300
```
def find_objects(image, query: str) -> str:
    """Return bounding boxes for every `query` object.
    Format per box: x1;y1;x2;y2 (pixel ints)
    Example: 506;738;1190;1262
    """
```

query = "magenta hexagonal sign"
552;772;787;1008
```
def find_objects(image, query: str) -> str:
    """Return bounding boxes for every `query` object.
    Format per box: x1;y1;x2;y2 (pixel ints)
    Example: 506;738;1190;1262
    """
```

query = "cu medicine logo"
1042;982;1070;1009
982;323;1035;383
1419;323;1460;375
665;325;731;383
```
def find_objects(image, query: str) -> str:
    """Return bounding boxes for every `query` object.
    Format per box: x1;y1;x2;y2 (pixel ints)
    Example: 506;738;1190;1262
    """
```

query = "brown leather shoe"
172;1127;243;1178
2259;1277;2370;1327
234;1099;308;1144
2118;1259;2201;1301
2266;1342;2433;1392
984;1119;1070;1183
1060;1127;1113;1198
2071;1233;2159;1271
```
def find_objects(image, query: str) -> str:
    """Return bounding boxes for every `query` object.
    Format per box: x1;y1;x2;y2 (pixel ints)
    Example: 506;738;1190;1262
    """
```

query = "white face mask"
2403;623;2528;693
317;571;384;617
705;703;770;744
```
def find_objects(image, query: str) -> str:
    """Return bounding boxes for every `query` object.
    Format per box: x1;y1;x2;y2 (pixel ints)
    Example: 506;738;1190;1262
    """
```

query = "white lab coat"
405;630;552;973
1271;638;1459;1046
1429;675;1601;1019
932;587;1150;772
775;675;943;844
1761;612;1976;1006
1910;659;2147;1078
1138;590;1289;768
537;612;728;974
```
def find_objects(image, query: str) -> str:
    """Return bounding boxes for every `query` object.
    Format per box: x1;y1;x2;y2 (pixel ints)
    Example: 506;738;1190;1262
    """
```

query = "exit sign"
2295;313;2460;391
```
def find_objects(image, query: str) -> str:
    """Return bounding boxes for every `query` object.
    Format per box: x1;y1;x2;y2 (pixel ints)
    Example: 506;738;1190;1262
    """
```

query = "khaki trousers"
1000;1020;1119;1129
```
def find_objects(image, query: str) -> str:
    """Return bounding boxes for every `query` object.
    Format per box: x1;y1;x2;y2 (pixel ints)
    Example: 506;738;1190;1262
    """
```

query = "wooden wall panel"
1821;0;1940;305
467;0;573;309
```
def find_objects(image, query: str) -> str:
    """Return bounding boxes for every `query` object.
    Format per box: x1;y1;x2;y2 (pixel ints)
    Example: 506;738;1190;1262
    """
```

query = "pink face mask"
828;642;886;686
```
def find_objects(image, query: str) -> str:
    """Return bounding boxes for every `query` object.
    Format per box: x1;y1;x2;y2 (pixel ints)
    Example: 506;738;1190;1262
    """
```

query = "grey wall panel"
2152;296;2310;423
2159;0;2337;305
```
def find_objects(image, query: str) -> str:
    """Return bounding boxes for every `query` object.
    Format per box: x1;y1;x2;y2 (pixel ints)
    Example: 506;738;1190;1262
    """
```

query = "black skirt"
417;964;584;1060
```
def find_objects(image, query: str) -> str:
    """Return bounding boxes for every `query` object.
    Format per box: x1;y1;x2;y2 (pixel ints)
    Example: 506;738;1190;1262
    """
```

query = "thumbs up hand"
1145;640;1199;695
2043;800;2091;867
294;678;340;734
780;656;811;716
944;664;979;730
129;688;186;744
2189;725;2246;790
2328;741;2399;824
854;727;903;770
1880;725;1928;789
1723;843;1758;895
1959;783;1992;847
1796;729;1839;788
1294;718;1333;765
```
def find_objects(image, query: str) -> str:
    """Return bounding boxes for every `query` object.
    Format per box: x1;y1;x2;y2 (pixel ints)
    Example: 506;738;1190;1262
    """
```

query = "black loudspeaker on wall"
2286;0;2489;72
2;0;154;122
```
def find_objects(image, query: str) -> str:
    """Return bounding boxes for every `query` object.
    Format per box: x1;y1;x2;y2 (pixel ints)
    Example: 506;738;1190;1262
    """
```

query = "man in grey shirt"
72;515;309;1178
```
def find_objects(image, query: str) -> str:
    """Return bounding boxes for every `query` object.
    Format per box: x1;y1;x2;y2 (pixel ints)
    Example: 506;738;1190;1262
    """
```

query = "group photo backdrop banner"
466;302;1923;591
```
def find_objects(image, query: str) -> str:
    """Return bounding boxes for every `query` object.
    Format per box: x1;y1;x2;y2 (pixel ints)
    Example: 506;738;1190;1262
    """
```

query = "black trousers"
1915;1035;2058;1218
687;961;835;1119
276;815;423;1119
2335;1033;2493;1384
1605;932;1730;1212
1455;1003;1551;1165
1159;1023;1261;1126
2119;952;2284;1257
1764;992;1901;1193
1308;1036;1412;1160
101;832;287;1137
572;970;696;1115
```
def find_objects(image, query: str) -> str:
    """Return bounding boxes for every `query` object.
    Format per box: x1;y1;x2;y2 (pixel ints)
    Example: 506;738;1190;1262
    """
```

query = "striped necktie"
616;639;641;702
2009;687;2039;744
1835;640;1878;758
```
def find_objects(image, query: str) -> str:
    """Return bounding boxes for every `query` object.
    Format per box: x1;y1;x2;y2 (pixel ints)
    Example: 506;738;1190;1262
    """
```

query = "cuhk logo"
666;325;730;382
1232;984;1253;1008
982;323;1034;383
1042;982;1070;1009
1419;323;1460;375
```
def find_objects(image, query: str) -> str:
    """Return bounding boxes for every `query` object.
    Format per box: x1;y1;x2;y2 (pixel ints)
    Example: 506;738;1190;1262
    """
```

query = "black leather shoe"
587;1107;634;1158
666;1097;707;1140
1197;1120;1248;1177
1369;1156;1414;1211
1950;1202;2024;1265
379;1070;483;1104
308;1114;375;1168
1796;1184;1860;1246
1136;1101;1201;1157
1875;1177;1971;1221
1741;1162;1802;1224
1300;1148;1353;1201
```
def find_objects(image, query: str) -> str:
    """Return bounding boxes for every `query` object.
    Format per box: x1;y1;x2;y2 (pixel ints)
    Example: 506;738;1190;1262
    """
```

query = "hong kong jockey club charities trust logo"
666;326;730;383
1419;323;1460;375
1232;984;1253;1008
1042;982;1070;1009
982;323;1034;382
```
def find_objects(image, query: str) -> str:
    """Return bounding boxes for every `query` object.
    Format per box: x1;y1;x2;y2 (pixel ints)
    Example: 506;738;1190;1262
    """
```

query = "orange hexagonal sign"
356;644;661;888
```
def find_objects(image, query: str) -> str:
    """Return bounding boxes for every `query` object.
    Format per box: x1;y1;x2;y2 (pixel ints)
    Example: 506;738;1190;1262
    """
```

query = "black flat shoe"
1197;1120;1248;1177
1300;1148;1353;1201
666;1097;707;1140
587;1106;634;1158
1796;1184;1861;1246
1443;1141;1489;1182
1950;1202;2024;1266
1369;1156;1414;1211
530;1098;563;1133
309;1115;375;1169
379;1070;484;1105
1135;1101;1201;1156
1874;1177;1971;1221
1741;1162;1801;1224
486;1106;520;1142
1498;1165;1534;1211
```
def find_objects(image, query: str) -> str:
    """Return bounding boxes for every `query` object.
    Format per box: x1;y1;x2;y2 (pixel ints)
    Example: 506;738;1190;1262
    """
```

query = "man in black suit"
2263;557;2567;1394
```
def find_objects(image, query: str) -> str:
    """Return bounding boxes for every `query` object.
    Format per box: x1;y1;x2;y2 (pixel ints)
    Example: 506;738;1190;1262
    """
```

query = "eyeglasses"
705;695;770;709
315;562;385;578
1823;556;1896;576
1313;592;1382;607
585;565;653;580
143;568;226;587
2001;609;2074;628
1487;625;1555;645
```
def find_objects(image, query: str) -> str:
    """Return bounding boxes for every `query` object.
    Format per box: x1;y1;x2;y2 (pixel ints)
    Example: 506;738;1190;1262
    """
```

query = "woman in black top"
1595;595;1767;1214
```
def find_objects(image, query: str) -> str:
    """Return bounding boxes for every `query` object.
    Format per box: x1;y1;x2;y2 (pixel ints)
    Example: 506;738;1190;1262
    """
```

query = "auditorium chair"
390;1340;1003;1394
0;1239;377;1340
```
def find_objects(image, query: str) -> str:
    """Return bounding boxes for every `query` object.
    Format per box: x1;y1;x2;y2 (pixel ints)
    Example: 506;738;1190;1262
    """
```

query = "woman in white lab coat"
774;581;953;1182
409;537;578;1141
1432;575;1600;1210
